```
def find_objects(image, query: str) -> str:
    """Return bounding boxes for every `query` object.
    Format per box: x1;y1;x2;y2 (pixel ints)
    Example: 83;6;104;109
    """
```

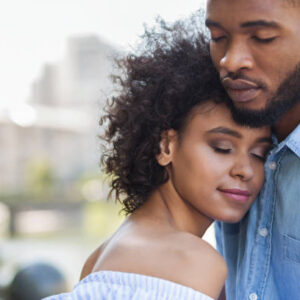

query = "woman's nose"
229;157;254;182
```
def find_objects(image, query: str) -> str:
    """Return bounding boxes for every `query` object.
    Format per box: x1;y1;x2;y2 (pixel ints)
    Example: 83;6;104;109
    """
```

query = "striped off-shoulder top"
44;270;214;300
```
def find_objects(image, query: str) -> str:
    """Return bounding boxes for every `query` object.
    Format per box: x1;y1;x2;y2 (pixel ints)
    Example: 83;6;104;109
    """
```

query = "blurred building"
0;35;117;194
32;35;116;107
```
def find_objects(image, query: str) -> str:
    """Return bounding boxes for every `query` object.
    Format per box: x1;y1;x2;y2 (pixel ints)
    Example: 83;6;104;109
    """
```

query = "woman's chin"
215;211;248;224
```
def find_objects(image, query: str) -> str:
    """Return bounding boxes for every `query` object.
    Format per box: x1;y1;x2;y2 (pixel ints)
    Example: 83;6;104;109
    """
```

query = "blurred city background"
0;0;212;299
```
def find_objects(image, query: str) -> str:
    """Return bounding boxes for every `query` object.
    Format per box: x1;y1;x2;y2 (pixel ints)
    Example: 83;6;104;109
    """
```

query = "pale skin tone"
81;102;271;299
206;0;300;141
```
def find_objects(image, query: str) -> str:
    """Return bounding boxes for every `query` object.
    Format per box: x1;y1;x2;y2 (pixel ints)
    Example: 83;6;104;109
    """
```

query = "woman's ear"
156;129;177;166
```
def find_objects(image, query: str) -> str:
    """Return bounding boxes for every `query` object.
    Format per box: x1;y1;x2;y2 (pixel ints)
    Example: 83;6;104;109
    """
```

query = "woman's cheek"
253;164;266;192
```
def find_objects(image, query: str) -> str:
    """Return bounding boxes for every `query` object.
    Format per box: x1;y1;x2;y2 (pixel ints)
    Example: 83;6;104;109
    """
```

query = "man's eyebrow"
205;19;223;29
241;20;281;29
206;127;242;138
205;19;281;30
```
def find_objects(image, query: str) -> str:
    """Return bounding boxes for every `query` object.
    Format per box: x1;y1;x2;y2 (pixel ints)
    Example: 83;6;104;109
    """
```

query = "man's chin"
229;101;293;127
229;104;277;127
227;61;300;127
233;101;266;112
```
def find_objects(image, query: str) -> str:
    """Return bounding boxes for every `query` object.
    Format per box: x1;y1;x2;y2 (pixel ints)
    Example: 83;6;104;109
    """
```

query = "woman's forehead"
184;102;271;139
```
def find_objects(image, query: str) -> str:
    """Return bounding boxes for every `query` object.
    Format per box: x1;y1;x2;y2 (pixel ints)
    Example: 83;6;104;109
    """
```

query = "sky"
0;0;206;108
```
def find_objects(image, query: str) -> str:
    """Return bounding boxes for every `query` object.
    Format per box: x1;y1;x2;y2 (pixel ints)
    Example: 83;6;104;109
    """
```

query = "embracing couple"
46;1;300;299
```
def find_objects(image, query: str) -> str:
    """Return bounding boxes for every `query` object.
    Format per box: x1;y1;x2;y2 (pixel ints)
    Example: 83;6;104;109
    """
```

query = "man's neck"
273;102;300;142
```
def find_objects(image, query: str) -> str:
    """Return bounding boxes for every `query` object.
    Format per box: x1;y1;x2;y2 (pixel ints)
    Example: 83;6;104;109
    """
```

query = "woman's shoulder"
80;238;110;280
174;231;227;271
164;231;228;299
86;230;226;299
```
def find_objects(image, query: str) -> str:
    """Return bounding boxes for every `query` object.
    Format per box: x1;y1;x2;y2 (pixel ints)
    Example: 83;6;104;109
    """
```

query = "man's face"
206;0;300;126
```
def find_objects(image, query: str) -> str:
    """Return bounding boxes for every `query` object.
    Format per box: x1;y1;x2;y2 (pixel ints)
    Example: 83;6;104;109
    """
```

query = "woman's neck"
134;181;213;238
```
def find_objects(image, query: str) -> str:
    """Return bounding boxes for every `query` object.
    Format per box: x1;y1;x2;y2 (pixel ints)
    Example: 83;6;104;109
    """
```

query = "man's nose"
219;39;254;74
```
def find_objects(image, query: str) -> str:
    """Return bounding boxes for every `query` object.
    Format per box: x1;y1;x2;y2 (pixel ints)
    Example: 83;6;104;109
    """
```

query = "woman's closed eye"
251;152;266;162
250;146;271;162
213;147;232;154
210;140;233;154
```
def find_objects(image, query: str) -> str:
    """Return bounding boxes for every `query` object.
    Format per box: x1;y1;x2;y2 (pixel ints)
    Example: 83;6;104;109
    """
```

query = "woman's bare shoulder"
80;239;109;280
169;232;228;299
81;231;227;299
148;232;228;298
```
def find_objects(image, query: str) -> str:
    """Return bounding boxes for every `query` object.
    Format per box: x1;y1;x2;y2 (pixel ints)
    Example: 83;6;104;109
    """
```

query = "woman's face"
167;101;272;223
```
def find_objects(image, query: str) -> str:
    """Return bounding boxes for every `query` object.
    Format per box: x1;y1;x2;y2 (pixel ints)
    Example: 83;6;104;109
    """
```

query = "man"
205;0;300;299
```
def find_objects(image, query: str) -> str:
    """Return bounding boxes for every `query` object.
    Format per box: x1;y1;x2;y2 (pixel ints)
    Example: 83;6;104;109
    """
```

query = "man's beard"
228;63;300;128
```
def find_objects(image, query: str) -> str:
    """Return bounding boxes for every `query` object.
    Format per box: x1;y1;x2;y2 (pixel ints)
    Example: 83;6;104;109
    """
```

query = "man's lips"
222;78;258;90
218;188;251;203
222;78;261;103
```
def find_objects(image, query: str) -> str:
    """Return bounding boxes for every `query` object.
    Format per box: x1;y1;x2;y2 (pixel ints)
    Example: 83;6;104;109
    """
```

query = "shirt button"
268;161;277;170
249;293;258;300
259;228;268;237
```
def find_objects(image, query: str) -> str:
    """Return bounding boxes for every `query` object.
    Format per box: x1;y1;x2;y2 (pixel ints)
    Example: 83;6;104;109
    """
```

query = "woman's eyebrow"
206;127;242;138
256;137;273;144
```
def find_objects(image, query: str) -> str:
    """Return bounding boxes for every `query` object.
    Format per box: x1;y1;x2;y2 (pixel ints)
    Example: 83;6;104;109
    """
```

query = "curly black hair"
101;11;227;214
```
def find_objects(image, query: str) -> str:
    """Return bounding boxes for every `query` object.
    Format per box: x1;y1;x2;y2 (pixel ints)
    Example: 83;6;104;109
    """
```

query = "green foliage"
83;201;124;238
25;158;55;196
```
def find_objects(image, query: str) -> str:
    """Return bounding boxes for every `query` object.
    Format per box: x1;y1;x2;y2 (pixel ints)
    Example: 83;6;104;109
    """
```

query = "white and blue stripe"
44;270;214;300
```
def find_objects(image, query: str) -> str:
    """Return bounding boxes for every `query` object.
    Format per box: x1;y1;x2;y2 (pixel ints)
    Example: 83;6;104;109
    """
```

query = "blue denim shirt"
215;123;300;300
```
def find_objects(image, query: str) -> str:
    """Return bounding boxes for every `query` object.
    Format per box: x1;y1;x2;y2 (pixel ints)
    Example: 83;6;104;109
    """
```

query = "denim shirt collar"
271;122;300;158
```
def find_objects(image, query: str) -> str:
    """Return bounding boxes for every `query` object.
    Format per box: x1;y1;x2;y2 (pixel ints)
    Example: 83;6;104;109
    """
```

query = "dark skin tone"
206;1;300;298
206;0;300;141
274;102;300;141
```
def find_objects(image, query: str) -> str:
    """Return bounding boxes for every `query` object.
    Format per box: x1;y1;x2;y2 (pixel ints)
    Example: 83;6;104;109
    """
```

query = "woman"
46;16;272;300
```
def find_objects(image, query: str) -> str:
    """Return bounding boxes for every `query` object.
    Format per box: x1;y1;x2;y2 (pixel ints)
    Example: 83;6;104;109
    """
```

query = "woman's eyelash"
214;148;267;160
213;147;231;154
251;153;266;162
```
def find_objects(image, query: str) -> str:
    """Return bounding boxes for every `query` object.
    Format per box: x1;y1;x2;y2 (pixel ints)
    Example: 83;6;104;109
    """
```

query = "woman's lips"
218;188;251;203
